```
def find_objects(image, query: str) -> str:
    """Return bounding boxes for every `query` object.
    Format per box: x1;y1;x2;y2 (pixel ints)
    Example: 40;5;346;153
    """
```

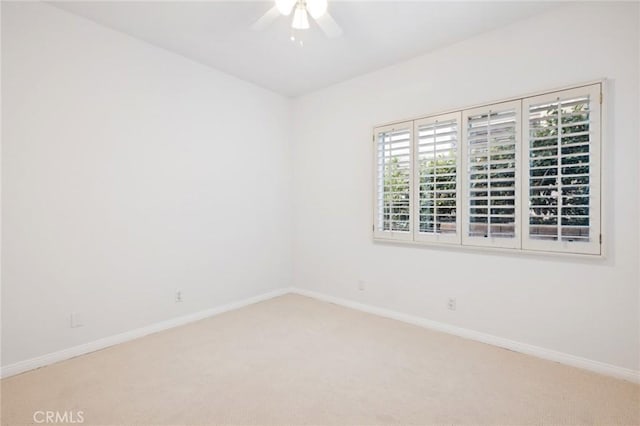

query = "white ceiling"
51;1;555;97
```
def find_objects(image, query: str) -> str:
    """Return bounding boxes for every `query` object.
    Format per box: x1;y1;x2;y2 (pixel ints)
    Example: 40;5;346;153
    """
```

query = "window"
372;82;603;256
413;113;461;244
522;85;601;255
462;101;521;249
374;122;413;241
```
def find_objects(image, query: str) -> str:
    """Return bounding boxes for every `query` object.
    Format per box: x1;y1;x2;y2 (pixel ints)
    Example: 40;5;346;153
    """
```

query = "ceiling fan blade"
251;5;281;32
315;12;343;38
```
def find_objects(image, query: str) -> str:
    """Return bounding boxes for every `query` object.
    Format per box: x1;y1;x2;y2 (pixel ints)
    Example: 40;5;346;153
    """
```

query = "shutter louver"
462;101;521;248
522;84;601;254
414;113;461;243
374;123;413;240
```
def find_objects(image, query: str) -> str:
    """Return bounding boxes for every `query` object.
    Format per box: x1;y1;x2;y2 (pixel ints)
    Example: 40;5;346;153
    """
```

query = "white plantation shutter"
522;84;601;254
373;122;413;240
413;112;461;243
462;101;521;248
371;81;604;257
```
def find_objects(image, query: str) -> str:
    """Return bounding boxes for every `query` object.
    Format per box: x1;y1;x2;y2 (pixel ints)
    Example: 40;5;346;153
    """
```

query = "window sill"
372;235;605;261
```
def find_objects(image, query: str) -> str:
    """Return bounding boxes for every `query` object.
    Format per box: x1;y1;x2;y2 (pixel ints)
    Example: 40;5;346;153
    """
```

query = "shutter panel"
462;100;521;248
522;84;601;254
413;112;461;243
373;122;413;241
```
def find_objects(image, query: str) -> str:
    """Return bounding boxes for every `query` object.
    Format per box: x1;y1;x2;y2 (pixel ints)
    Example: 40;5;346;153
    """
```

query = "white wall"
2;1;638;376
292;2;640;371
1;2;291;366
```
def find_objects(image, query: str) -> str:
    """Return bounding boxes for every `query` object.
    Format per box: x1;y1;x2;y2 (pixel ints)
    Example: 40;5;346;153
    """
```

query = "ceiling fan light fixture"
253;0;342;38
275;0;296;16
306;0;328;19
291;6;310;30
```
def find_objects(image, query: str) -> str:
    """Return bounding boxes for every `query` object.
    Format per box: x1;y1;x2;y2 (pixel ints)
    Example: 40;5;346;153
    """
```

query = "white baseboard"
291;288;640;384
0;287;291;379
4;286;638;384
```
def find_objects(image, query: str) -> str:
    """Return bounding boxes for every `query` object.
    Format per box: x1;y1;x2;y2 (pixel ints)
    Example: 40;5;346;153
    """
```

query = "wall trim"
0;287;291;379
3;287;638;384
290;288;640;384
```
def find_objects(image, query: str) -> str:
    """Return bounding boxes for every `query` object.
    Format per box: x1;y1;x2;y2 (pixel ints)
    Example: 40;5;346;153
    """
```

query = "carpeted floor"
2;294;639;425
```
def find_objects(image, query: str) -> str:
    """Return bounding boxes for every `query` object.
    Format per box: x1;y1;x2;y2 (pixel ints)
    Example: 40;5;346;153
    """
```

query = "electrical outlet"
358;280;365;291
175;290;183;303
70;312;83;328
447;297;456;311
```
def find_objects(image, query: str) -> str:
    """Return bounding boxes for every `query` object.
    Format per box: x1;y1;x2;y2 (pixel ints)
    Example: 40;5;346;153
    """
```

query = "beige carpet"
1;294;639;425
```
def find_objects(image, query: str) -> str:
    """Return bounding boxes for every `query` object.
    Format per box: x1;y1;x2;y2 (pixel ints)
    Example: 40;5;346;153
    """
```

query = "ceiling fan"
252;0;343;39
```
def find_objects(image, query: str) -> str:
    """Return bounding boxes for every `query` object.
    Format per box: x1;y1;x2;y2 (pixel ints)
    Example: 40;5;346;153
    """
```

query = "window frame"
371;80;605;258
461;100;522;250
413;112;462;245
521;84;602;255
372;121;415;242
